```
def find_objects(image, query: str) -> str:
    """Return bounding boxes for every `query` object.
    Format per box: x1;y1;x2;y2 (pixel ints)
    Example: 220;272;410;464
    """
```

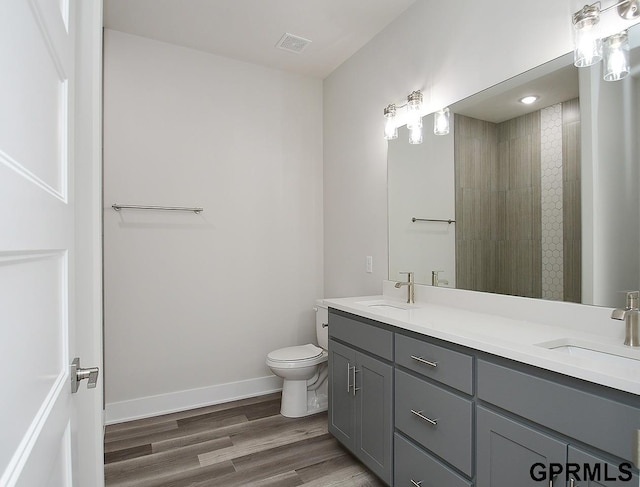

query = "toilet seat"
266;344;327;368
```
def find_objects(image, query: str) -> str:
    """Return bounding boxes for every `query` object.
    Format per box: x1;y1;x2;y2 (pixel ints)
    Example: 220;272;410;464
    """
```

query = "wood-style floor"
104;392;385;486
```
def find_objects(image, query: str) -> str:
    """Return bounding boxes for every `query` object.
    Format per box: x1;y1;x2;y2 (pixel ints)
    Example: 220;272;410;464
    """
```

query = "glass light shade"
383;105;398;140
434;107;450;135
407;90;423;129
573;12;602;67
603;31;630;81
409;125;422;145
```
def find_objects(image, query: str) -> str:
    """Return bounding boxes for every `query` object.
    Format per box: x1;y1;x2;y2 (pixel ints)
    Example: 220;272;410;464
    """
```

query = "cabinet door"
355;351;393;485
477;406;567;487
328;339;356;450
567;446;639;486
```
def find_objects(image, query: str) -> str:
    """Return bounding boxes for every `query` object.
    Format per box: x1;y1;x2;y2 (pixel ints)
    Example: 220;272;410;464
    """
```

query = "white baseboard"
105;375;283;425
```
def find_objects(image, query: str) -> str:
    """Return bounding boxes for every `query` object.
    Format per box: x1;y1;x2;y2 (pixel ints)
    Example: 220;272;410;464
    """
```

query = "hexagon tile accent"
540;104;563;301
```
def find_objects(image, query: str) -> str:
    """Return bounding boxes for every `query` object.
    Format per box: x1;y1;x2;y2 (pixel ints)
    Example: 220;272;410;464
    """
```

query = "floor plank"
104;393;385;486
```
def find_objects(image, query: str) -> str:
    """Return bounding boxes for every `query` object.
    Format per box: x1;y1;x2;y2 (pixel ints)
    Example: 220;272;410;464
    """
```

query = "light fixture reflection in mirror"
434;107;450;135
387;23;640;308
603;30;630;80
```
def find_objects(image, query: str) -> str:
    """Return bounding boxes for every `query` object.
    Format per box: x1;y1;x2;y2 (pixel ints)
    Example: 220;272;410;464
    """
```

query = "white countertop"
324;294;640;395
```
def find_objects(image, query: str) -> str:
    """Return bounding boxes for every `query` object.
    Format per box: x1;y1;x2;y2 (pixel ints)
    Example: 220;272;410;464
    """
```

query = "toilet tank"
315;300;329;349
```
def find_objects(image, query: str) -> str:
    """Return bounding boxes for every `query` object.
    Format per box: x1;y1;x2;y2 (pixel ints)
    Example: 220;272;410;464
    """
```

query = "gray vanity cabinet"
327;307;640;487
328;311;393;485
567;446;639;486
476;406;567;487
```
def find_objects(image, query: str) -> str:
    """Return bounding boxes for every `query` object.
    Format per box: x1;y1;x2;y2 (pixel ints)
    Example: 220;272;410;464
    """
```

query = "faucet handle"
626;291;639;310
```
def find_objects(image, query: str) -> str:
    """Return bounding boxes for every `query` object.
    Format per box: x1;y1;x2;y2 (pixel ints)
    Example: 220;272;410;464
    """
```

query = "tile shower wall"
455;100;580;301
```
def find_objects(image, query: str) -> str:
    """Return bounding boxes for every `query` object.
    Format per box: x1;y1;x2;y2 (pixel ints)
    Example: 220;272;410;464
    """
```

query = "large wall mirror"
388;23;640;308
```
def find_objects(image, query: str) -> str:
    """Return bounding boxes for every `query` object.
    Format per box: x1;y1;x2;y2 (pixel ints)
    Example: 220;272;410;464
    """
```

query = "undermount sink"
536;338;640;369
355;299;417;311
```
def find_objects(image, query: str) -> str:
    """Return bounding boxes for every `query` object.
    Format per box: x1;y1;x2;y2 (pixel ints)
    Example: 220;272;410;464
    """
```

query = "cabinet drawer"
395;334;473;394
478;360;640;463
395;369;473;476
329;311;393;361
395;433;472;487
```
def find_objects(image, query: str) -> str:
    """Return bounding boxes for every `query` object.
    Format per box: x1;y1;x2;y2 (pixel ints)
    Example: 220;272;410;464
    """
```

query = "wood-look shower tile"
562;98;580;124
508;135;533;189
198;413;328;467
563;121;581;182
105;436;234;485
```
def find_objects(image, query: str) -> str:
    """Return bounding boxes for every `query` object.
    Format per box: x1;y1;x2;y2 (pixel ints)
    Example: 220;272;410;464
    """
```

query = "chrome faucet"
395;272;415;304
611;291;640;347
432;270;449;287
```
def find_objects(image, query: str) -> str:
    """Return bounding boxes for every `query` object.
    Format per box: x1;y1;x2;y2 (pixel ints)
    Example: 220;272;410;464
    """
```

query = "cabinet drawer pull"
410;355;438;368
410;480;423;487
410;409;438;425
346;363;352;393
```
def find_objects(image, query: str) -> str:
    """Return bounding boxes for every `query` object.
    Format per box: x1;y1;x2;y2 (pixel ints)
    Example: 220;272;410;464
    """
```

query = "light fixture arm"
573;0;639;22
603;0;639;17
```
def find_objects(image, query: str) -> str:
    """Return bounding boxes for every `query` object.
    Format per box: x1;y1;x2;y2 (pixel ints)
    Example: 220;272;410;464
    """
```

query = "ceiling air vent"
276;33;312;54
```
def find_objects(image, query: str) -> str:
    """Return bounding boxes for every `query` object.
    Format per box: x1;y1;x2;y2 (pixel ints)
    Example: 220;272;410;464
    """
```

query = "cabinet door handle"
353;367;360;396
410;480;423;487
346;363;352;393
410;409;438;425
410;355;438;368
569;478;577;487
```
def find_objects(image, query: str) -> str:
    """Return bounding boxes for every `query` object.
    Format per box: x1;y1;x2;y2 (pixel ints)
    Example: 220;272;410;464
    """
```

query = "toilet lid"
268;344;323;362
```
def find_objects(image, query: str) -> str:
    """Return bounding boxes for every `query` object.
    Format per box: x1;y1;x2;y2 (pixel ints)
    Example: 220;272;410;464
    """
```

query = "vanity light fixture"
433;107;450;135
384;104;398;140
519;95;539;105
406;90;423;129
603;30;630;80
382;90;425;144
409;125;423;144
572;3;603;67
572;0;638;79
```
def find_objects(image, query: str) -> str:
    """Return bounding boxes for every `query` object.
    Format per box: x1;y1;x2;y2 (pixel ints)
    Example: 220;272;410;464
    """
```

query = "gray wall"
103;30;323;422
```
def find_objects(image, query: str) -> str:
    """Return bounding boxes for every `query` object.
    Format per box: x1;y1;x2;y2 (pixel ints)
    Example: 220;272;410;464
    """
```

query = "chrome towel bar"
412;217;455;224
112;204;203;214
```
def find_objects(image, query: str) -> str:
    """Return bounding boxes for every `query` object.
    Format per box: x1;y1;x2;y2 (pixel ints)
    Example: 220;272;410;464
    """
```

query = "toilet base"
280;378;328;418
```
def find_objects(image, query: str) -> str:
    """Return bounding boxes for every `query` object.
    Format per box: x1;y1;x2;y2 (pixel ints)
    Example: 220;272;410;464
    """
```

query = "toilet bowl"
266;300;329;418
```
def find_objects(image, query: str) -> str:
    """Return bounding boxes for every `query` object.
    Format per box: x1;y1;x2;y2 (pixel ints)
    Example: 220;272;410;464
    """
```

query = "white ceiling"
103;0;417;79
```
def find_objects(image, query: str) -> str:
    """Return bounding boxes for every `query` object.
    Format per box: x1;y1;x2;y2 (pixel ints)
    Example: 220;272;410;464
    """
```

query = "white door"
0;0;103;486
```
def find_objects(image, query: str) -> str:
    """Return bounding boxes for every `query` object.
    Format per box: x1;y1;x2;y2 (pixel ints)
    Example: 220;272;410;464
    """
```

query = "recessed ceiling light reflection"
519;95;539;105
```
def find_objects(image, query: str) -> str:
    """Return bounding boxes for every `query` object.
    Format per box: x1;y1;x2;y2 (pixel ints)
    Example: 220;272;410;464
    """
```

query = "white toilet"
266;300;329;418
